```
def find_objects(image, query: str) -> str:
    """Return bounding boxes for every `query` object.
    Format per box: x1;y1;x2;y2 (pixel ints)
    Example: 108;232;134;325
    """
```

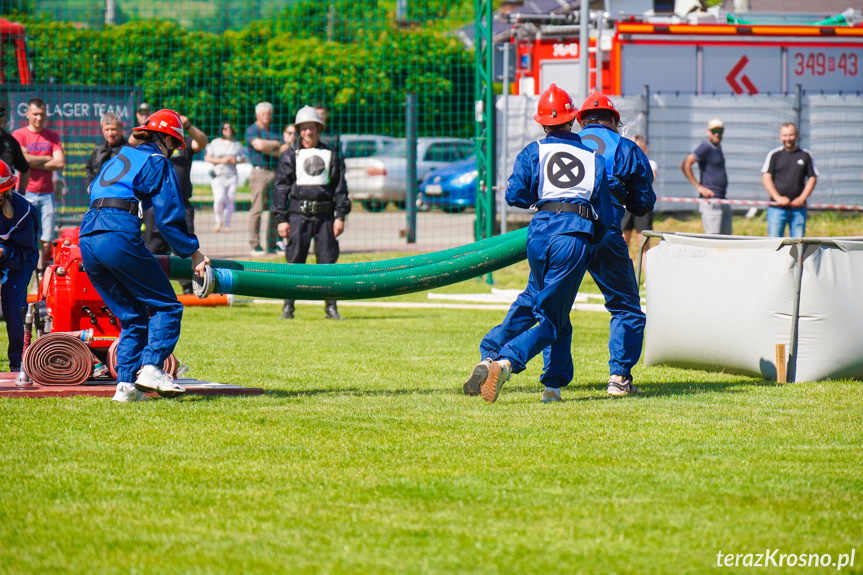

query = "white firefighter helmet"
295;105;324;127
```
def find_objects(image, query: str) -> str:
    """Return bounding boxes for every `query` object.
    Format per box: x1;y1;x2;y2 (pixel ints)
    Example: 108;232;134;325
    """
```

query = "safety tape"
656;197;863;212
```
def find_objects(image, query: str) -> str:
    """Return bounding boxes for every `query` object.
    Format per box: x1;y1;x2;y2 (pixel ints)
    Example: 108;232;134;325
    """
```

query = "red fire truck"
0;17;34;84
511;19;863;96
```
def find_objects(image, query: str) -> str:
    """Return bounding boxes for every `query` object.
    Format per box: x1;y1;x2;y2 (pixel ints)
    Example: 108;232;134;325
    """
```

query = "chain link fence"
497;91;863;214
1;0;481;259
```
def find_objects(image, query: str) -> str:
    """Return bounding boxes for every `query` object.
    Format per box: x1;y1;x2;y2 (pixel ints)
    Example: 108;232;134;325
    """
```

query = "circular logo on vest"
580;134;606;157
303;155;326;177
546;152;585;188
99;154;132;188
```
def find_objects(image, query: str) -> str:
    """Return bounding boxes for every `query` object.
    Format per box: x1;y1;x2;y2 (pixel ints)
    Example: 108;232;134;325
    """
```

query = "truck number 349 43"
793;52;858;76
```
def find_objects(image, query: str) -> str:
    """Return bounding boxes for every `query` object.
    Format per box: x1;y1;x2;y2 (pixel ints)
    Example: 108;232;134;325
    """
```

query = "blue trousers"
480;230;644;387
79;231;183;384
1;264;37;370
767;206;807;238
586;230;645;377
480;232;590;388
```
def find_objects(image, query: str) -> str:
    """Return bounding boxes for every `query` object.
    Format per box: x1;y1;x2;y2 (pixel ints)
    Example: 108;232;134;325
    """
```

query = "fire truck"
0;17;33;84
510;15;863;96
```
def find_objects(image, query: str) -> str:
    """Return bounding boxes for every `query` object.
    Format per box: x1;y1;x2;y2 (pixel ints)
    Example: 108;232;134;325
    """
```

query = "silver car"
346;137;475;211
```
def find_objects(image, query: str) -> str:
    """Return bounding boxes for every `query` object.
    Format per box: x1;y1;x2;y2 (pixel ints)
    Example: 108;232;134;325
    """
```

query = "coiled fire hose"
22;332;103;386
106;338;181;379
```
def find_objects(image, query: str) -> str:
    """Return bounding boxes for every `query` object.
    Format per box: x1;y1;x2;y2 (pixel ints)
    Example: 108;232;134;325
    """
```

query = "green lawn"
1;297;861;573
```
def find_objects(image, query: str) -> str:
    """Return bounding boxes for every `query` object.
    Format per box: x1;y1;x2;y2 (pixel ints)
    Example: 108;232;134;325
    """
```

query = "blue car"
418;155;478;213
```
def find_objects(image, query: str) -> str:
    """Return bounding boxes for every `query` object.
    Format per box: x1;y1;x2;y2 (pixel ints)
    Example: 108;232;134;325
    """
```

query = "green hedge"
7;0;475;140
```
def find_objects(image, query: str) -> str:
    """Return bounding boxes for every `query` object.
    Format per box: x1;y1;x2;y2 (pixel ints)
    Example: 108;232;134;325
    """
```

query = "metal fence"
1;0;480;259
497;91;863;211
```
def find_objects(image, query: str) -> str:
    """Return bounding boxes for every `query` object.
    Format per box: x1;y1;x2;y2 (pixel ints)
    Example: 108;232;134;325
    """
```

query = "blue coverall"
579;124;656;378
479;131;614;385
0;191;39;370
79;142;199;384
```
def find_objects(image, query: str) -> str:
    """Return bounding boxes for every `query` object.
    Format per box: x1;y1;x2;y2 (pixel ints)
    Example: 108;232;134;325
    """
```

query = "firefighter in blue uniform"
0;160;38;371
79;109;210;402
462;84;614;403
575;92;655;396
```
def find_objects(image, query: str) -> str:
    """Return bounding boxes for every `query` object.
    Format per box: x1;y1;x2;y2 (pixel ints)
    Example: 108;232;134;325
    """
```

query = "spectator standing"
314;102;339;151
204;122;245;232
680;118;731;235
245;102;282;256
272;105;351;320
461;84;614;404
0;160;39;372
85;113;125;187
128;103;151;144
13;97;65;268
761;123;818;238
0;99;29;192
281;124;296;154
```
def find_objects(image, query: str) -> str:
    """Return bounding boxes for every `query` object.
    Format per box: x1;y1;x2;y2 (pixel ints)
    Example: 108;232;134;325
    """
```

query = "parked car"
418;156;477;213
346;137;475;211
339;134;399;159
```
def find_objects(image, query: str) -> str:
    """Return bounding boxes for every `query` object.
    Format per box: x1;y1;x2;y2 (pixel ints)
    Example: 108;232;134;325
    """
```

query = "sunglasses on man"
710;128;724;135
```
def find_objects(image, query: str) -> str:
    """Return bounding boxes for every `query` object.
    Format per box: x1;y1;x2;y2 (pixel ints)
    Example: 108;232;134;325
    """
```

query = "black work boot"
324;300;342;320
281;300;295;320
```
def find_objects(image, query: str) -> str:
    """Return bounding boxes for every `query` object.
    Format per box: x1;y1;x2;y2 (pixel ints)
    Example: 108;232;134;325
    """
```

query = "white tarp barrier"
644;234;863;382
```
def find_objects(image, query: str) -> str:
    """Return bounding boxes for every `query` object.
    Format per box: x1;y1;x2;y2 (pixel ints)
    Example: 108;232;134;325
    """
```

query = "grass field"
1;212;862;574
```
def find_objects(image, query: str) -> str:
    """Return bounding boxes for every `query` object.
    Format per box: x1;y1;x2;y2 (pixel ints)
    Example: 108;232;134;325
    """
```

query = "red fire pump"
19;228;179;386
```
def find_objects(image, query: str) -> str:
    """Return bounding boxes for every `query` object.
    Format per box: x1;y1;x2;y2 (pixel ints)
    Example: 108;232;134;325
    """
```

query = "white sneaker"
135;365;186;398
112;382;148;402
541;389;562;403
481;359;512;403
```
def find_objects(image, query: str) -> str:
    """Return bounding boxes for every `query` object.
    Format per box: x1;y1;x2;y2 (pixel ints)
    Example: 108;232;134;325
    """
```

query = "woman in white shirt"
204;122;246;232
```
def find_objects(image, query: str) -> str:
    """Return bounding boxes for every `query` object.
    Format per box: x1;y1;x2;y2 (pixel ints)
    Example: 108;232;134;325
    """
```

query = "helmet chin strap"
155;133;176;159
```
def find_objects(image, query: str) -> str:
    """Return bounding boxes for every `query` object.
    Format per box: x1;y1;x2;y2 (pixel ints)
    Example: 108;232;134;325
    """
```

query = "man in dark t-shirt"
245;102;282;255
681;118;731;235
0;102;30;190
761;122;818;238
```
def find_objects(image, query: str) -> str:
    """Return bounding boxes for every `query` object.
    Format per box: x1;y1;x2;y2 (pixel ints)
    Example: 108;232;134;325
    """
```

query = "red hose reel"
21;228;180;386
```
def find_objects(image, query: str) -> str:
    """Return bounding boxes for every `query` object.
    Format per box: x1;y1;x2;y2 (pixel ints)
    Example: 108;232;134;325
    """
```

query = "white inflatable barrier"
642;233;863;382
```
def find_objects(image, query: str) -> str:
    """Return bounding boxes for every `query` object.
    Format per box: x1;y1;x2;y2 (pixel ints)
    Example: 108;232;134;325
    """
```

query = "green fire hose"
165;228;528;301
163;227;527;279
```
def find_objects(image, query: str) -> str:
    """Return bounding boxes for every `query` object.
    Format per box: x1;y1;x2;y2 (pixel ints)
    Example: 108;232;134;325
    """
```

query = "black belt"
537;202;594;220
291;199;335;216
90;197;139;215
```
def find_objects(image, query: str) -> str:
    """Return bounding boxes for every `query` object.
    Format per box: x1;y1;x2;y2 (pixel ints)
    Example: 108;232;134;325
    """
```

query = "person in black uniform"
272;105;350;320
141;114;208;294
0;99;30;192
85;112;125;187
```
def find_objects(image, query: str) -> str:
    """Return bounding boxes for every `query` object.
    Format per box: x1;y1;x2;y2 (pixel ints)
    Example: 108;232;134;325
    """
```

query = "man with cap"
128;103;151;144
680;118;731;235
272;105;351;320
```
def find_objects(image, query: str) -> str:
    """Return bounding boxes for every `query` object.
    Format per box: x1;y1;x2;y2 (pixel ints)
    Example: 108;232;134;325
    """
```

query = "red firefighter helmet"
0;159;18;194
134;109;187;148
576;91;620;124
534;83;578;126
